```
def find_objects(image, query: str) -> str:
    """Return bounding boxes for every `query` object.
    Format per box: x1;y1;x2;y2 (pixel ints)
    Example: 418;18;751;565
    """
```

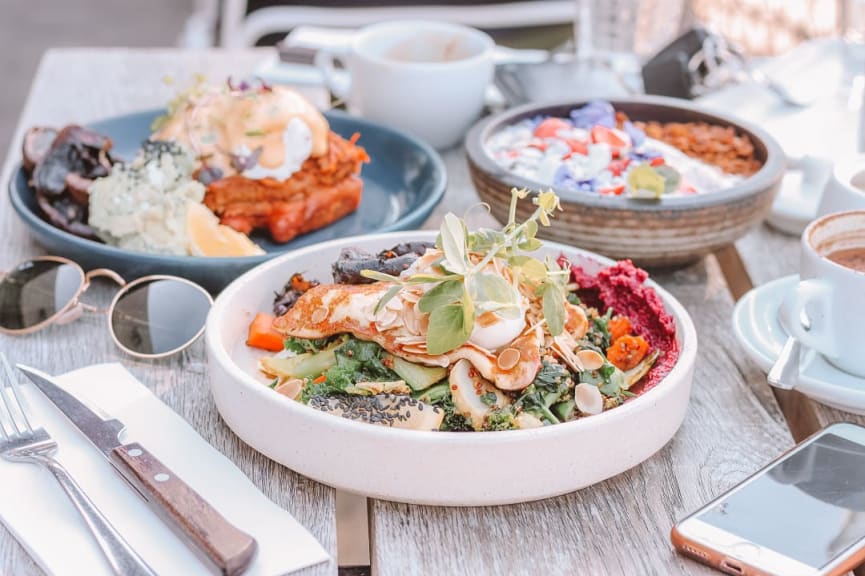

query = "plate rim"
206;229;699;442
9;108;448;267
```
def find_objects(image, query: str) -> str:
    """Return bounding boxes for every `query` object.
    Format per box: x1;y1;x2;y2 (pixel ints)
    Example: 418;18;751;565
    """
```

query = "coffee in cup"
781;209;865;377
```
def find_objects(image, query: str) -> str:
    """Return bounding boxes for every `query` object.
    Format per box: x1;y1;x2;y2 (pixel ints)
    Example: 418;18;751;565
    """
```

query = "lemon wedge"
186;202;265;257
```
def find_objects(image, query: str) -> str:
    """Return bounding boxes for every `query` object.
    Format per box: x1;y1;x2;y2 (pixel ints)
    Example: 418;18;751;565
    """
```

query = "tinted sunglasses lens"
0;260;83;331
110;278;211;357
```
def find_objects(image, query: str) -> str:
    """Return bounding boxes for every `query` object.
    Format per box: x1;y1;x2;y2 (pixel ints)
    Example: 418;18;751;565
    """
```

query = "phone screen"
696;432;865;569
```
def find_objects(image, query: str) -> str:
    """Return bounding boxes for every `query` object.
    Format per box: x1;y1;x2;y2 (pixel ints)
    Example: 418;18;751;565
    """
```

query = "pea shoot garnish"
362;188;569;354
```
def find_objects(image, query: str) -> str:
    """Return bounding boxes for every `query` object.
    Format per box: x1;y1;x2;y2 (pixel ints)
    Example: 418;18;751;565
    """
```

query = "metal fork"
0;355;156;576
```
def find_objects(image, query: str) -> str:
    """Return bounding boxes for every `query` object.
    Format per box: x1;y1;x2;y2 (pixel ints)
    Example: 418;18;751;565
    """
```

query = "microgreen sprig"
361;188;569;355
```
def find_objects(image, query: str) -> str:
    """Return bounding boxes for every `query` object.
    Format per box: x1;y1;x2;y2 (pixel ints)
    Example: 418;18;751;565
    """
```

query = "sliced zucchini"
387;354;447;391
623;350;660;389
260;344;339;380
551;399;575;422
412;381;450;404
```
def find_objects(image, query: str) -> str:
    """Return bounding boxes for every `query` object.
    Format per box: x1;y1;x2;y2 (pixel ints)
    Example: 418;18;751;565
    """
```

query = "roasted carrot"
606;335;649;371
608;316;632;342
246;312;285;351
312;374;327;384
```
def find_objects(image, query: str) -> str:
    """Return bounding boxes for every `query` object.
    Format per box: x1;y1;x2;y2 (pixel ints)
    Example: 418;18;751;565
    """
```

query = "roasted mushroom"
331;242;433;284
24;125;116;239
22;127;57;172
32;125;113;197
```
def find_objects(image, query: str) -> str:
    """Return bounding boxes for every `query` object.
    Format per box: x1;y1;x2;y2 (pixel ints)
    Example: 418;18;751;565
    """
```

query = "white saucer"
733;275;865;414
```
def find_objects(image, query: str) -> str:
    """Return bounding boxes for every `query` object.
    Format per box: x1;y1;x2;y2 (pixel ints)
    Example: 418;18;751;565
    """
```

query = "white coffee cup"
781;210;865;377
314;21;495;149
817;154;865;216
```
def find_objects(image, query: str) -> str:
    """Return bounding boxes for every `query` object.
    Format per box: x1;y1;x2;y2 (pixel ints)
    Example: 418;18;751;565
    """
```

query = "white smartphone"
672;422;865;576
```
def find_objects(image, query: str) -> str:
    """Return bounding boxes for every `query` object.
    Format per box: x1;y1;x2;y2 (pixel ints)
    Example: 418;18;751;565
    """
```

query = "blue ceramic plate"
10;109;446;292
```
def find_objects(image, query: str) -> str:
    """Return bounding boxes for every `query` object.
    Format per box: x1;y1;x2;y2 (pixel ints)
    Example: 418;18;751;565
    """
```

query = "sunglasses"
0;256;212;359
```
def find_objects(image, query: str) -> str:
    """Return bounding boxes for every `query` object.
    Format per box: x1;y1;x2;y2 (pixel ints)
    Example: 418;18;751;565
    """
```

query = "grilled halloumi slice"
272;283;543;391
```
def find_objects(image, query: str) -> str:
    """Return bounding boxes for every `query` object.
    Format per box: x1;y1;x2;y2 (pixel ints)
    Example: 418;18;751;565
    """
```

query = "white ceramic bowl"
206;231;698;505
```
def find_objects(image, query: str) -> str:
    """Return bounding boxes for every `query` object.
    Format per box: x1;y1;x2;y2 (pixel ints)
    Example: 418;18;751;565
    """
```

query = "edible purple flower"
553;164;578;189
553;165;596;193
197;164;224;185
230;146;263;172
227;76;250;92
569;100;615;130
628;148;662;161
623;121;646;146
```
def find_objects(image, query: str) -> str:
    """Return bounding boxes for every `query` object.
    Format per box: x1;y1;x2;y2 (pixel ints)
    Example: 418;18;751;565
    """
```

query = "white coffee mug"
781;210;865;377
314;21;495;149
817;154;865;216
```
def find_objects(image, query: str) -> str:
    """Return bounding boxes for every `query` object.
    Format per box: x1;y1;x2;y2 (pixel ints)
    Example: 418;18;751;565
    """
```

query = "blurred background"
0;0;860;161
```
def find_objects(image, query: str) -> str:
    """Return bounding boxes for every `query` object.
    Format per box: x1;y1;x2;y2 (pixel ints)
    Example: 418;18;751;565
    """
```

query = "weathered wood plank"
368;151;793;576
735;224;865;433
0;49;336;576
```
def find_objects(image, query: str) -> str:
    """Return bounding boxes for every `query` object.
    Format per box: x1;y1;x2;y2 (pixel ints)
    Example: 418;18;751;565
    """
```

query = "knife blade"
17;365;258;576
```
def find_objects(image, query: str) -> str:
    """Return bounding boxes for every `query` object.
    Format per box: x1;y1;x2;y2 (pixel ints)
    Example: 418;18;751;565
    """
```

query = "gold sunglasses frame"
0;256;213;359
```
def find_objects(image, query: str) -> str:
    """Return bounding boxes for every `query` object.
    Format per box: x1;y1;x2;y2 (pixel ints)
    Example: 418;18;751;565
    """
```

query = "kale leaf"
438;394;473;431
284;336;337;354
484;408;517;431
581;308;614;351
514;360;573;424
299;337;399;403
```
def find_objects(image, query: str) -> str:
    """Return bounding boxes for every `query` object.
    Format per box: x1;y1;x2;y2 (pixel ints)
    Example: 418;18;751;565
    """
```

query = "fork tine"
0;353;28;437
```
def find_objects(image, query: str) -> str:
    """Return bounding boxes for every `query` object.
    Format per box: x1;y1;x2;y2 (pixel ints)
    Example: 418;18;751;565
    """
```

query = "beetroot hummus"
561;257;679;394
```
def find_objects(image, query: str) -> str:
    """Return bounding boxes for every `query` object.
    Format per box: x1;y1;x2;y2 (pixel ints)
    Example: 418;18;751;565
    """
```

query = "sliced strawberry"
591;125;627;148
564;138;588;155
527;138;548;151
533;118;572;139
599;184;626;196
607;158;631;176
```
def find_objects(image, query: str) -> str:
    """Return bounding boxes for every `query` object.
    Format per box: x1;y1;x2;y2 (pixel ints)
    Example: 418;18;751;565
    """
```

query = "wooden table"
0;48;843;576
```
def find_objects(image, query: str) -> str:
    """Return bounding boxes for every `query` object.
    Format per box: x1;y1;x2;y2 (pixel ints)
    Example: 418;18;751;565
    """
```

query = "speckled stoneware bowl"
465;96;785;267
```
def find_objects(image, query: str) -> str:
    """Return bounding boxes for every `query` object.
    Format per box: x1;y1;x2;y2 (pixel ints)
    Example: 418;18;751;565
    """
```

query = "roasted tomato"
606;334;649;371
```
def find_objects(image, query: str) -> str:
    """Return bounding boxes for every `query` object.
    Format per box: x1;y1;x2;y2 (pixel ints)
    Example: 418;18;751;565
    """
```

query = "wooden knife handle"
113;443;257;576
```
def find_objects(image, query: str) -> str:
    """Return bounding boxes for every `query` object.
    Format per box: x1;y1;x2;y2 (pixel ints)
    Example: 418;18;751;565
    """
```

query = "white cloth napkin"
0;363;330;575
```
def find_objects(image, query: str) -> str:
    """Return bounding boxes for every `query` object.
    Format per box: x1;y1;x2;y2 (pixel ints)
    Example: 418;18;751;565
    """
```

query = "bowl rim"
465;94;785;212
9;108;448;270
206;229;699;444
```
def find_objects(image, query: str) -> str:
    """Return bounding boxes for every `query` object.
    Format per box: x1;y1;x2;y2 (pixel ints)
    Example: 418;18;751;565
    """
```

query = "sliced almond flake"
310;306;329;324
574;382;603;415
385;296;404;312
401;345;429;355
496;347;521;371
551;334;584;372
375;309;397;324
576;349;605;371
418;313;430;334
402;308;420;335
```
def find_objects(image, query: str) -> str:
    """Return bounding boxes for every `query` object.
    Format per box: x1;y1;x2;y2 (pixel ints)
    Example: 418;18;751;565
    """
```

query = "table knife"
17;365;258;576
